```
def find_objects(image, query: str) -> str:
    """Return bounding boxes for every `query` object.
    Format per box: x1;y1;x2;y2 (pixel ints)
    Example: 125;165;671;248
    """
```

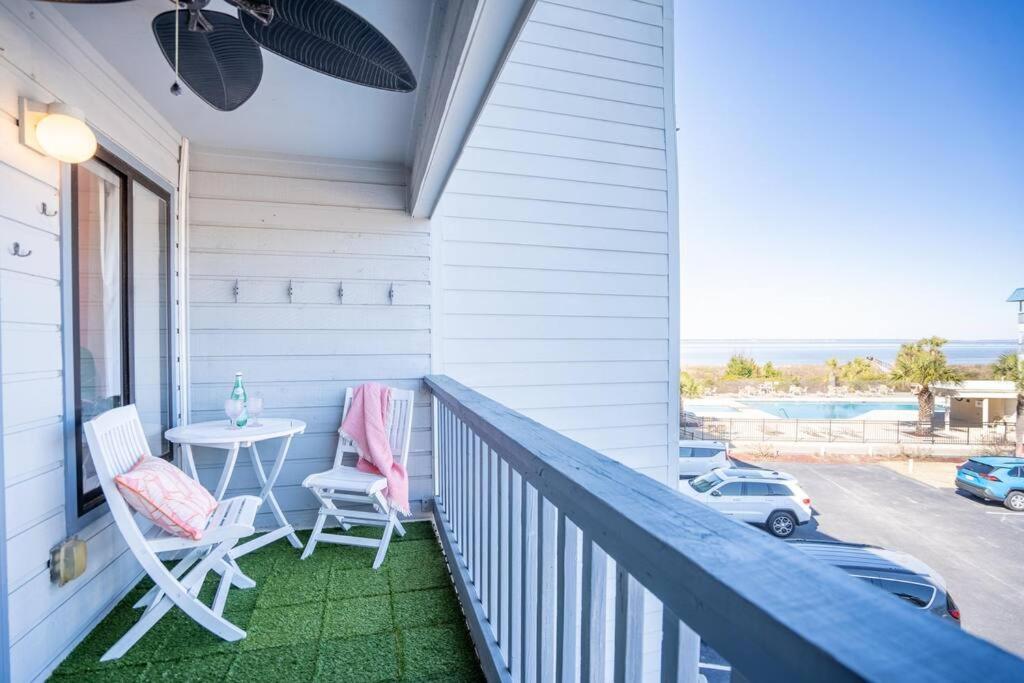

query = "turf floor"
50;522;483;682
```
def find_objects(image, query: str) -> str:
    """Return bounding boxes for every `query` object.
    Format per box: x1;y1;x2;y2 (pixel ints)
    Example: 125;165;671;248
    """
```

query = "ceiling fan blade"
239;0;416;93
152;10;263;112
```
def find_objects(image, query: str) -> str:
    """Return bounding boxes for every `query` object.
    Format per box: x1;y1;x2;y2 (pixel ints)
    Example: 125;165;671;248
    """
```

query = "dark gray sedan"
787;539;961;625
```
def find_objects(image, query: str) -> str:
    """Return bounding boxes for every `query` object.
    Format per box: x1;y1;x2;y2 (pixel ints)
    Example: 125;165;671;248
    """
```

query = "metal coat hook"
338;281;344;304
288;280;295;303
40;202;57;217
232;279;240;303
10;242;32;257
388;283;395;304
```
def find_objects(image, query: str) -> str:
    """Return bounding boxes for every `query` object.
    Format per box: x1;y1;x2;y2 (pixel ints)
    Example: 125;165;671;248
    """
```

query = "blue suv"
955;456;1024;511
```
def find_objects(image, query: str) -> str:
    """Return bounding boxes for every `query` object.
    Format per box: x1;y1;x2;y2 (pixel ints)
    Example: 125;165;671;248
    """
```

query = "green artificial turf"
50;522;483;682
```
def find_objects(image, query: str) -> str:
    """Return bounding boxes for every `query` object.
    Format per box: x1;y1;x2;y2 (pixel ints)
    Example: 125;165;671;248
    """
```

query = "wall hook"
388;283;395;304
39;202;57;217
288;280;295;303
338;281;344;304
232;279;240;303
10;242;32;258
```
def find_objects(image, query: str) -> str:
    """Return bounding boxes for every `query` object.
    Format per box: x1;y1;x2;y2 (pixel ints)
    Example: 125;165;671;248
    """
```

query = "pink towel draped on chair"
339;383;410;515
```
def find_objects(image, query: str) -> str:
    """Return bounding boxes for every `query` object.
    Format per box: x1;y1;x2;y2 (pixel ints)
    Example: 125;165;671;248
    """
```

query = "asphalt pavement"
695;460;1024;681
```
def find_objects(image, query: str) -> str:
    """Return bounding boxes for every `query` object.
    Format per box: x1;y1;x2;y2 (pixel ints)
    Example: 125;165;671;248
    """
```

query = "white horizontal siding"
188;149;433;518
435;3;677;675
439;0;673;480
0;1;182;679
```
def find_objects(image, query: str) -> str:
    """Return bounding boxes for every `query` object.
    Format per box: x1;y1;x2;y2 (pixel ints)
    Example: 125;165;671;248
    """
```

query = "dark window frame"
69;145;174;518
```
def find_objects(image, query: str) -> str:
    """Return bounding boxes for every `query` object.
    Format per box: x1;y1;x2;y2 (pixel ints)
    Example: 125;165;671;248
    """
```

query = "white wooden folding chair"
85;405;262;661
300;387;414;569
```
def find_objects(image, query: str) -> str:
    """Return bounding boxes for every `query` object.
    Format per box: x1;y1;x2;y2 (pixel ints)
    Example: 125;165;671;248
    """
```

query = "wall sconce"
18;97;97;164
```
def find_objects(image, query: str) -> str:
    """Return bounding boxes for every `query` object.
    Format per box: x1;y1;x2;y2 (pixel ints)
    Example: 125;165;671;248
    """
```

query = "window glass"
717;482;743;495
743;482;772;496
72;154;172;517
961;460;993;475
678;447;693;457
860;577;935;608
692;447;723;458
75;159;124;509
767;483;793;496
689;471;723;493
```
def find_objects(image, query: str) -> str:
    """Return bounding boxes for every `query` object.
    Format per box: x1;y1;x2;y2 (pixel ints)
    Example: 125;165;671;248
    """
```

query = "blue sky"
674;0;1023;340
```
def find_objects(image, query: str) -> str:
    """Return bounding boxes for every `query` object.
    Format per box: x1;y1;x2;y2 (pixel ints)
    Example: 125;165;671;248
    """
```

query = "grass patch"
48;522;481;682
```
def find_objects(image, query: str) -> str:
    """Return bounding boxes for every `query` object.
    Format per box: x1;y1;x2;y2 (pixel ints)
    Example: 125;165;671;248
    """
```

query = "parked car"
954;456;1024;511
678;439;730;479
786;539;961;625
680;467;812;537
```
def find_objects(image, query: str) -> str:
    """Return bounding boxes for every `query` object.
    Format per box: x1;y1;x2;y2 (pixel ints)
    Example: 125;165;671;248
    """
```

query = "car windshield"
689;471;723;493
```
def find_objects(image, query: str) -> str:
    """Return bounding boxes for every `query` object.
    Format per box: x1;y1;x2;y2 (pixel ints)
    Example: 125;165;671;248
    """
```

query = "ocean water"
681;339;1016;367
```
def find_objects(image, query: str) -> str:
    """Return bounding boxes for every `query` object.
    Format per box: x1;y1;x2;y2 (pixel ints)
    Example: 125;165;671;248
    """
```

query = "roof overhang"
408;0;535;218
933;381;1020;399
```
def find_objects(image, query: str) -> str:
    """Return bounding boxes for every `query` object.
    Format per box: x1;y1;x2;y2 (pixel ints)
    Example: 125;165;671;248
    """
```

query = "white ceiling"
57;0;439;165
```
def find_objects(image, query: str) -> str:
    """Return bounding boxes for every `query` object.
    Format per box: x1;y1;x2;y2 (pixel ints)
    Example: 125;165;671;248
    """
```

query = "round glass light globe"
36;110;97;164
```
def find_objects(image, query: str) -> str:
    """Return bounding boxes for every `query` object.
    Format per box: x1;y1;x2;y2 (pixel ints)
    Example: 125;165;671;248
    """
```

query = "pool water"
740;400;919;419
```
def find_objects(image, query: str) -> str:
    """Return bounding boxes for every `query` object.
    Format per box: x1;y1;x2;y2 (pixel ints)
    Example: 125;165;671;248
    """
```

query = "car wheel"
767;511;797;538
1004;491;1024;512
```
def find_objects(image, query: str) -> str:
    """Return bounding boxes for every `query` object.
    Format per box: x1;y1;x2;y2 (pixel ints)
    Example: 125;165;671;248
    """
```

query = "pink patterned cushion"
115;456;217;541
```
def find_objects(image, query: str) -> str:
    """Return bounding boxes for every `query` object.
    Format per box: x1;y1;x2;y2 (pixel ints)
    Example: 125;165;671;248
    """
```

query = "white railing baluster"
470;432;478;591
474;433;482;595
537;498;557;682
662;608;701;683
580;536;606;683
510;469;523;681
522;482;538;683
489;444;499;626
498;458;508;662
556;513;578;683
613;566;644;683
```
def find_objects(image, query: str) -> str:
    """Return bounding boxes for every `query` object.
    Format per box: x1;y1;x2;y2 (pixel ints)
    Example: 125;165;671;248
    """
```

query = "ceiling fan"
38;0;417;111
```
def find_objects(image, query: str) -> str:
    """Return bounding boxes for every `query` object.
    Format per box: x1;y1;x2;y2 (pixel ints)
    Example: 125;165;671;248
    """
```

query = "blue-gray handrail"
426;374;1024;682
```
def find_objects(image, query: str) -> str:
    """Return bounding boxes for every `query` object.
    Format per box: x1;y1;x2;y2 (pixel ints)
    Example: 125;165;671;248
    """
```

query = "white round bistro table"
165;418;306;557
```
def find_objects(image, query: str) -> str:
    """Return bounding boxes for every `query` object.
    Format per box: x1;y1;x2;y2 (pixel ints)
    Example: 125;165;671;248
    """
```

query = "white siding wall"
434;2;678;679
437;0;678;484
0;1;181;680
187;149;433;527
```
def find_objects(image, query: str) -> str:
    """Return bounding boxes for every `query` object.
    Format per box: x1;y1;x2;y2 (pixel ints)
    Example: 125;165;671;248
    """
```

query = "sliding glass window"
70;148;172;517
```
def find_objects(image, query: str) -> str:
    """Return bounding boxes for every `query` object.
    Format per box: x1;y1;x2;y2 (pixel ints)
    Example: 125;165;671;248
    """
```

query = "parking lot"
694;460;1024;680
762;460;1024;657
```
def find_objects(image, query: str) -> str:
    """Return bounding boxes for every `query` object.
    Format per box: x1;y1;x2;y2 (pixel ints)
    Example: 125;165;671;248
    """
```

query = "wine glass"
224;398;243;429
248;395;264;428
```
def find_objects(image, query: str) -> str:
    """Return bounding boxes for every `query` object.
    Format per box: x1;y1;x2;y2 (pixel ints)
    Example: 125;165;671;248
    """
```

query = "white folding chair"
85;405;262;661
300;387;414;569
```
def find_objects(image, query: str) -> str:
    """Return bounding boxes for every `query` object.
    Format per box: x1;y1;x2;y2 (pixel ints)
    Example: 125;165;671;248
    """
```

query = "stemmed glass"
248;395;264;428
224;398;243;429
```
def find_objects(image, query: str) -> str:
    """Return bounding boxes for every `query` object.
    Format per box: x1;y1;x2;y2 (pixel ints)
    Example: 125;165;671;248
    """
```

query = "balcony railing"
425;375;1024;682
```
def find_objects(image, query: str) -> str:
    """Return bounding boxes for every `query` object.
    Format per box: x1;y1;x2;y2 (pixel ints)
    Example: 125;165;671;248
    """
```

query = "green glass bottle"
230;372;248;427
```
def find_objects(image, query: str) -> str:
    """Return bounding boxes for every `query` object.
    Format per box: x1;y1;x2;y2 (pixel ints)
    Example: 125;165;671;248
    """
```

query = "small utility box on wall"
50;537;88;586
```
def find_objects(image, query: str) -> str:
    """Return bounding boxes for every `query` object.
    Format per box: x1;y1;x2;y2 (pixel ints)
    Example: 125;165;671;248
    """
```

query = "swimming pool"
739;400;919;419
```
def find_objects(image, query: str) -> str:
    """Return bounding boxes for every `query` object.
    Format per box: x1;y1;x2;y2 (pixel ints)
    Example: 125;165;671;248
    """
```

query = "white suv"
680;468;813;537
678;439;730;479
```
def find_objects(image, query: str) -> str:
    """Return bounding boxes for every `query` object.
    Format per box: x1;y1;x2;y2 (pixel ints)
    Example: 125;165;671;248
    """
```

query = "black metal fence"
681;416;1017;446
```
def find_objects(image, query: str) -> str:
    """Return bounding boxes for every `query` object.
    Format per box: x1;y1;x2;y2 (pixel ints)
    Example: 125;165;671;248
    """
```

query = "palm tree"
992;352;1024;456
889;337;964;434
825;357;839;389
679;371;706;401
